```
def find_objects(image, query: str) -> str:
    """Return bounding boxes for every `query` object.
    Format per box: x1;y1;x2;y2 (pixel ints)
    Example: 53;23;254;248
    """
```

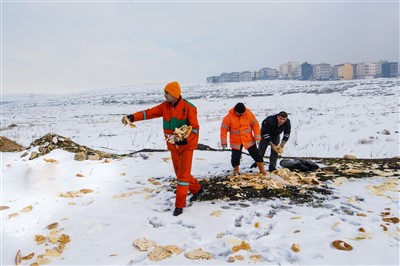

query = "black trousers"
258;135;280;171
231;144;263;167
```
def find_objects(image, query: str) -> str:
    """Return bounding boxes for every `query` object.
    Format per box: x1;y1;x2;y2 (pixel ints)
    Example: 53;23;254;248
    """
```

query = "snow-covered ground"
2;79;399;158
1;79;399;265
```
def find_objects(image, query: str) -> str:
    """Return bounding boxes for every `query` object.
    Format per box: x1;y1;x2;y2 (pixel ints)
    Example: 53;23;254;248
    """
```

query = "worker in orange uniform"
220;102;267;175
122;81;203;216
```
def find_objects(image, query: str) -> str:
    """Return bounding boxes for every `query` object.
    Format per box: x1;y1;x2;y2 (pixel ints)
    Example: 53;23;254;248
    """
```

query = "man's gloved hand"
272;143;284;155
271;144;278;153
256;140;260;147
222;144;227;150
122;115;136;128
122;114;134;124
175;139;188;146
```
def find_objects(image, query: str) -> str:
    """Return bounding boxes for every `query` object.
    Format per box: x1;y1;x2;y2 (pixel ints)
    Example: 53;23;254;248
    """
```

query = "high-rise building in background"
382;61;399;78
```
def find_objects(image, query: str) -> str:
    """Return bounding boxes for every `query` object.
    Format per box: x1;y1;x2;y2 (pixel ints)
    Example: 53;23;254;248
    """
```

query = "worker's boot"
257;162;267;175
233;166;240;175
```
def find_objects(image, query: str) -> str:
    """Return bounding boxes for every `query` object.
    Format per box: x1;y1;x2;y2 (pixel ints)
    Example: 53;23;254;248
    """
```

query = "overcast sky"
2;0;399;94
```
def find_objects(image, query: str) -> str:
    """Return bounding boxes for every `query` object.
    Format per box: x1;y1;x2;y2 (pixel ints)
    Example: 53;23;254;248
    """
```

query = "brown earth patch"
196;174;332;205
314;157;400;180
193;157;400;204
0;136;25;152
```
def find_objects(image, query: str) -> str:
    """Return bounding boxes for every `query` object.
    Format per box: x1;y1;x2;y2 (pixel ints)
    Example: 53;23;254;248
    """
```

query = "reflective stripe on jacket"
132;97;199;151
220;107;261;150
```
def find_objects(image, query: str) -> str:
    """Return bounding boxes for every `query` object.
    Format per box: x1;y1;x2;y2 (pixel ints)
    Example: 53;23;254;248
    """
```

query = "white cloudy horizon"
2;0;399;94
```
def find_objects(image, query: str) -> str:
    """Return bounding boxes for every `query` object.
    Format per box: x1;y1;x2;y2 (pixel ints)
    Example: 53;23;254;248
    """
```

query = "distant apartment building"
332;65;339;80
256;68;268;80
381;61;399;78
333;63;353;80
356;62;378;79
300;62;313;80
313;63;331;80
375;61;383;77
342;64;354;80
218;72;240;83
218;73;229;83
279;64;288;78
206;76;219;83
279;62;300;79
257;67;279;80
206;59;398;83
366;62;378;78
271;69;279;79
239;71;255;82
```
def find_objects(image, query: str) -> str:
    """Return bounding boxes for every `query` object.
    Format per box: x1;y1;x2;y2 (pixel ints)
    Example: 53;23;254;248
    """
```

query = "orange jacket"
132;97;199;152
220;107;261;150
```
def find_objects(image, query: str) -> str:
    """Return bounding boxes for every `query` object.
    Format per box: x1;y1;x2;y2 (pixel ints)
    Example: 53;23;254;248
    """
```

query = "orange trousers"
170;149;201;208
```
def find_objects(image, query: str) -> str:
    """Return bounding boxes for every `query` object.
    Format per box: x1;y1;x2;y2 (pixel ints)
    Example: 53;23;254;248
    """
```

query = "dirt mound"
28;133;113;161
0;136;25;152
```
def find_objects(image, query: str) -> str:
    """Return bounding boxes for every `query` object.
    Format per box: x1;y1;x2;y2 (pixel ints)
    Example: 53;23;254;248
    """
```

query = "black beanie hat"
234;102;246;114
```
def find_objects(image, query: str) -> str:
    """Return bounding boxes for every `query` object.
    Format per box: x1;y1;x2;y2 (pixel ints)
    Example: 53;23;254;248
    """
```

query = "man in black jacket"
251;111;291;172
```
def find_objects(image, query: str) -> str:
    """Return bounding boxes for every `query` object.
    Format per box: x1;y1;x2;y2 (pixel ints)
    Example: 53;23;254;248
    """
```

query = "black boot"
250;162;257;168
269;166;277;172
189;187;204;202
173;208;183;216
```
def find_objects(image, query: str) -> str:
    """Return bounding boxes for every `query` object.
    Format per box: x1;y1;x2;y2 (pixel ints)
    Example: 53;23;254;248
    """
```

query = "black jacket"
261;114;291;143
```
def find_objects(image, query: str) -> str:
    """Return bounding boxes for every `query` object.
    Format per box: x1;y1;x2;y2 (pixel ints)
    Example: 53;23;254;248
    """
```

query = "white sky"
2;0;399;94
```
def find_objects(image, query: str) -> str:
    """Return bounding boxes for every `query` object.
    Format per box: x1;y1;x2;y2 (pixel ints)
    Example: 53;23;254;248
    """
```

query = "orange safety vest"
220;108;261;150
132;97;199;151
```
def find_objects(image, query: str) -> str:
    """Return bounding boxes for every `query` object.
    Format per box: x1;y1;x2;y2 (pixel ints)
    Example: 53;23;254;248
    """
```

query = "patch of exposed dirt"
194;157;399;204
314;157;400;180
200;177;332;205
195;174;332;205
0;136;25;152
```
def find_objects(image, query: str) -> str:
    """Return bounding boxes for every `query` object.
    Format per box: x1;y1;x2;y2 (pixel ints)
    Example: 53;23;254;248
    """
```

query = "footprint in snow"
235;215;244;227
182;222;196;229
340;206;355;215
188;230;201;242
342;201;364;211
316;213;331;220
244;212;255;224
151;196;174;212
150;206;172;213
81;199;95;206
311;253;324;261
129;253;148;265
83;222;110;235
148;216;165;228
278;249;300;263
